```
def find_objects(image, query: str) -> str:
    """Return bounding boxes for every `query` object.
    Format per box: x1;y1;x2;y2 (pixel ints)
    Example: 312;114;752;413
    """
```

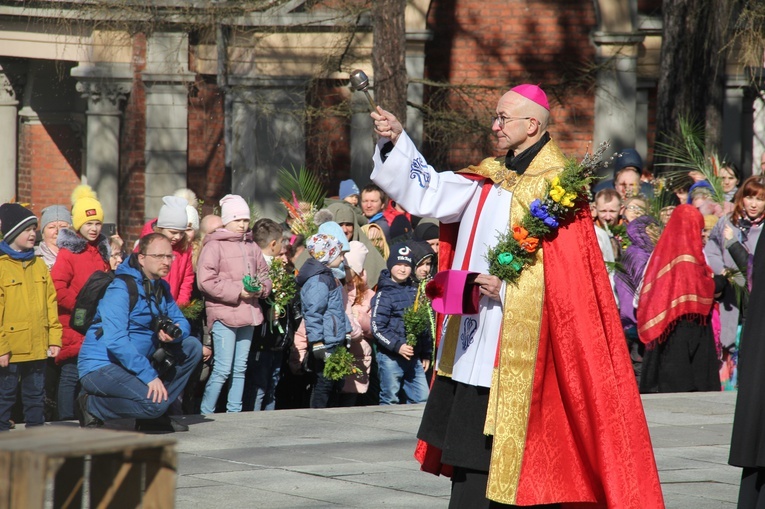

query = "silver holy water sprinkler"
349;69;377;112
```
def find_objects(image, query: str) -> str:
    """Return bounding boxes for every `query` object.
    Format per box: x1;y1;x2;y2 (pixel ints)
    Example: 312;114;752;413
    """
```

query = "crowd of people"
0;177;444;432
593;150;765;395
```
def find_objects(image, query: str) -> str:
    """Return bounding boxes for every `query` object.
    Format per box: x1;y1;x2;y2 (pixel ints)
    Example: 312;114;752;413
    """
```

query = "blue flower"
543;216;559;228
530;199;559;229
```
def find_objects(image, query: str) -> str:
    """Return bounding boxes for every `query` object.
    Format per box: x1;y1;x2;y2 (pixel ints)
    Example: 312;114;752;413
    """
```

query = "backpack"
70;272;139;335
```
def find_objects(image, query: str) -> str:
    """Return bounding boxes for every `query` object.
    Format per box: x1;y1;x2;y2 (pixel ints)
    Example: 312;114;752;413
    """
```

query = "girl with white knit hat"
137;196;195;305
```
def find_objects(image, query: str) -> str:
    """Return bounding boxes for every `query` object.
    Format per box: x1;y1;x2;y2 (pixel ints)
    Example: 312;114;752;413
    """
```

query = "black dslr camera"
151;345;176;378
149;316;182;378
151;315;183;340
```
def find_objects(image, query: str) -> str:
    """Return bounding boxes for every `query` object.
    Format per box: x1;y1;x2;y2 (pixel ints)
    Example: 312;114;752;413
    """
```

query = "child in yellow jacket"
0;204;62;430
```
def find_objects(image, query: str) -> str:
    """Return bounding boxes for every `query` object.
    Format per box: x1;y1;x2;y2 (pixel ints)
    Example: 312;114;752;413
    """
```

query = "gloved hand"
311;342;330;361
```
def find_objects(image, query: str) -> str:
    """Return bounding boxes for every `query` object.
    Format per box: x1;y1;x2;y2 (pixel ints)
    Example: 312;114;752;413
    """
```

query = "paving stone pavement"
22;391;740;508
164;391;738;508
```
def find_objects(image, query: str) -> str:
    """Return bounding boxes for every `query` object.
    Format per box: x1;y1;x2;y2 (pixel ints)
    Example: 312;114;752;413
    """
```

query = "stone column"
722;75;753;176
592;33;645;170
72;64;132;224
142;32;195;219
229;77;306;220
0;64;24;204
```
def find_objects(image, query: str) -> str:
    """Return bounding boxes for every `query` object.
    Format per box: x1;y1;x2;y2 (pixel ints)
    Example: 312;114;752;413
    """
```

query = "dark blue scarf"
0;241;36;261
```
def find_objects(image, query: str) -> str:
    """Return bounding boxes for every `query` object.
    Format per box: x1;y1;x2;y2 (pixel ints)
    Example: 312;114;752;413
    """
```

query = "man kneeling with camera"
77;233;202;432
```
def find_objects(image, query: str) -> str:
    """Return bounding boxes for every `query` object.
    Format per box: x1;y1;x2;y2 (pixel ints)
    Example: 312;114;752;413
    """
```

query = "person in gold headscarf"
370;85;664;508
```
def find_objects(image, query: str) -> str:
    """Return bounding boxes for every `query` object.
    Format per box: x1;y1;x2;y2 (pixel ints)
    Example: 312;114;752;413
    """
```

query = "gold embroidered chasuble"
437;139;567;505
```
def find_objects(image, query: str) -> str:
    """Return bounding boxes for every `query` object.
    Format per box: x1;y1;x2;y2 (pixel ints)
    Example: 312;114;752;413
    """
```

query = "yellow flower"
560;192;577;208
549;184;566;203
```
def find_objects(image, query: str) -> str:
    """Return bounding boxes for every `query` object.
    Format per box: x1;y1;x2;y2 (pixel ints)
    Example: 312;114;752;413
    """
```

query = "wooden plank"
141;445;177;509
0;428;177;509
0;450;11;509
9;451;46;509
53;456;85;509
0;428;175;456
91;452;142;509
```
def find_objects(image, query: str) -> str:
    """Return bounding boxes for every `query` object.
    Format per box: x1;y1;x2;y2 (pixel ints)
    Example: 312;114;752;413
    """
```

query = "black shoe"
77;393;103;428
135;414;188;433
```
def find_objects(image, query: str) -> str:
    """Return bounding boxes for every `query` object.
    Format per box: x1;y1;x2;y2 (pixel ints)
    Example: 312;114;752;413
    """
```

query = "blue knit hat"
613;149;643;177
687;180;715;204
318;221;351;252
339;179;360;200
387;242;414;271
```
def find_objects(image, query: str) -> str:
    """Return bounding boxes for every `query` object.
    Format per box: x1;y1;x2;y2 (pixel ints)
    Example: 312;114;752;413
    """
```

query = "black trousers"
739;467;765;509
449;467;560;509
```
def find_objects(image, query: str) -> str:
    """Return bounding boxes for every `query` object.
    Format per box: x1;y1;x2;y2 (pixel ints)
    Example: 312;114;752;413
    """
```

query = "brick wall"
119;33;148;242
424;0;597;169
17;123;82;218
187;74;227;216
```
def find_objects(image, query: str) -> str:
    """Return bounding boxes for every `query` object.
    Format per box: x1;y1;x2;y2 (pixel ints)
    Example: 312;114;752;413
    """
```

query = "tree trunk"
372;0;408;125
655;0;739;166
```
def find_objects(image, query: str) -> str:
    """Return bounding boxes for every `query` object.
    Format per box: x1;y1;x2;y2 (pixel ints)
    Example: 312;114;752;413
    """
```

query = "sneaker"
77;393;103;429
135;414;188;433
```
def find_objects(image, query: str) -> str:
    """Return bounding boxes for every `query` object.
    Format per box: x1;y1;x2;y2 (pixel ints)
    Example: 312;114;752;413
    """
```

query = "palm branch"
654;116;726;204
277;165;326;209
723;268;749;311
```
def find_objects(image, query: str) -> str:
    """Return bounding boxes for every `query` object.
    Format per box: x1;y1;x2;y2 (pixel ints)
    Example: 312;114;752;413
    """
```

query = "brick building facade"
0;0;762;242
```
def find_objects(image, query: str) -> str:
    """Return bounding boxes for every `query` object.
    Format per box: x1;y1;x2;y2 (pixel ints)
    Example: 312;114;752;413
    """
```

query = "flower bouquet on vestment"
486;142;611;285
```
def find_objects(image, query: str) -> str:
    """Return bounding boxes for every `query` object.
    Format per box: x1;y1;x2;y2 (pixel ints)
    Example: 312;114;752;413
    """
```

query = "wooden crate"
0;427;177;509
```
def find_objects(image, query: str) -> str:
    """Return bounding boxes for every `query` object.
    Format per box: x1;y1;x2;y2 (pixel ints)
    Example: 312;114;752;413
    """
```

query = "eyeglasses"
492;115;531;128
144;254;175;262
625;205;645;212
110;251;127;259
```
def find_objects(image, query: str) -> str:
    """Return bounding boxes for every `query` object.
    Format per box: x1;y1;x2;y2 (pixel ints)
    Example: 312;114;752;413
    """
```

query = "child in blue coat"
371;242;430;405
296;233;351;408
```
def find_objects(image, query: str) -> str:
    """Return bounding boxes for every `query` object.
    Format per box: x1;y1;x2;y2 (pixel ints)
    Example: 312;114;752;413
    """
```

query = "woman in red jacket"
51;185;110;421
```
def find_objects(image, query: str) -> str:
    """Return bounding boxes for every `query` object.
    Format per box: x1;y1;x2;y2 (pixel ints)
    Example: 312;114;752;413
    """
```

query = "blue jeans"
57;358;79;420
80;337;202;421
201;322;254;414
245;349;282;411
310;372;345;408
377;350;429;405
0;360;46;430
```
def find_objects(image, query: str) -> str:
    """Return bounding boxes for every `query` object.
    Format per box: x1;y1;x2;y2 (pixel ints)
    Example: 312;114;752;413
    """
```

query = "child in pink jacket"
197;195;271;414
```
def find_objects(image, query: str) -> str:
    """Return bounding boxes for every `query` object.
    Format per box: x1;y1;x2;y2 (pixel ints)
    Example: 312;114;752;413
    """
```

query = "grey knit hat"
40;205;71;229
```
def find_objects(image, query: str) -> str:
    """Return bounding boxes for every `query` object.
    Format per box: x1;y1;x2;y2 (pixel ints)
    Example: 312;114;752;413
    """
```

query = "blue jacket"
296;257;350;350
371;270;433;360
77;255;191;384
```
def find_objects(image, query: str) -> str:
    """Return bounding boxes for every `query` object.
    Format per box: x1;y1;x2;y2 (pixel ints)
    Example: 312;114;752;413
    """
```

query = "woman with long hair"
704;175;765;389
